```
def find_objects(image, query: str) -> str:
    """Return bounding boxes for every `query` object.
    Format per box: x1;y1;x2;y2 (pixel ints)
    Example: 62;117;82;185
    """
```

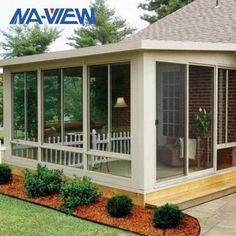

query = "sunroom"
1;39;236;206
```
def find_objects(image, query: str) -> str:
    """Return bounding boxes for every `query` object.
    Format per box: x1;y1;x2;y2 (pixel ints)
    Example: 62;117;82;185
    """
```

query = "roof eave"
1;39;236;67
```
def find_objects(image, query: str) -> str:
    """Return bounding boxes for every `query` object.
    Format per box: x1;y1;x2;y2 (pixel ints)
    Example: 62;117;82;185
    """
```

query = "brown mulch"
0;175;200;236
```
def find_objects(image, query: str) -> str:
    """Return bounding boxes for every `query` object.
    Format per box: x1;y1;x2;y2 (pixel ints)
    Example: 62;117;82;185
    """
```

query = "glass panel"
26;72;38;141
13;73;25;139
217;69;226;144
12;144;38;160
217;148;236;170
42;148;83;169
63;67;83;148
189;65;214;172
43;69;61;143
89;65;108;150
111;63;131;154
227;70;236;143
87;155;131;177
156;62;186;181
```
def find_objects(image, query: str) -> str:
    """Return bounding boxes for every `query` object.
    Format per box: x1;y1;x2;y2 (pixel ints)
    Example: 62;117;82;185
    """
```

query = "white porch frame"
2;48;236;195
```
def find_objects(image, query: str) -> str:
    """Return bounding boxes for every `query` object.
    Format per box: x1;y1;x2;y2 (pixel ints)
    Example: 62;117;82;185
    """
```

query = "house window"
89;63;131;154
43;67;83;148
12;72;38;141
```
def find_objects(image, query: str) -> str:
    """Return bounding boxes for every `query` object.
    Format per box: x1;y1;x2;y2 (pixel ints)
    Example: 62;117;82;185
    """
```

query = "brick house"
1;0;236;207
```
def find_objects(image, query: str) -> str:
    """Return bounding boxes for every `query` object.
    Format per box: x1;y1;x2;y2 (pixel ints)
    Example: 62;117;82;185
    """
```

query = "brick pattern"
227;70;236;143
217;148;233;170
217;69;226;144
189;65;213;168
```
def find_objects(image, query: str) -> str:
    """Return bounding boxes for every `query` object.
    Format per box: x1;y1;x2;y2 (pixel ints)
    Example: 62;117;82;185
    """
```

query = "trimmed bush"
106;195;133;217
152;203;183;229
60;176;101;214
23;164;63;197
0;164;12;184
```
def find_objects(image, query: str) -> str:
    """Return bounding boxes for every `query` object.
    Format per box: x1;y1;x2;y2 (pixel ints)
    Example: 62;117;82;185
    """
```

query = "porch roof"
1;39;236;67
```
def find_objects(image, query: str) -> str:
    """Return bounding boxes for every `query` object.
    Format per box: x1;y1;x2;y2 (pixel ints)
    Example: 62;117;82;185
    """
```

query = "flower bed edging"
0;175;200;236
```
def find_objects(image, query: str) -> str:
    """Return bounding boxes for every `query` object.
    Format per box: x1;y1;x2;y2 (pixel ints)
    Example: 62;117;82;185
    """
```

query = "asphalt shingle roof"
129;0;236;43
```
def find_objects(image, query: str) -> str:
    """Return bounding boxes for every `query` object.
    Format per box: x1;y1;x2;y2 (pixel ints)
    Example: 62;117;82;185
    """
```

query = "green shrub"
23;164;63;197
106;195;133;217
0;164;12;184
60;176;101;214
152;203;183;229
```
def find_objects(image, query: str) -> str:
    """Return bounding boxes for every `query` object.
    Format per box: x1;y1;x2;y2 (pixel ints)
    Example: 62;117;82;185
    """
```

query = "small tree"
68;0;135;48
139;0;193;24
1;25;62;58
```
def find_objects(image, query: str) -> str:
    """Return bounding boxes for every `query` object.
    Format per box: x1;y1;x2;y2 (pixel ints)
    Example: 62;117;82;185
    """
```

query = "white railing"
12;130;131;169
42;148;83;168
90;129;130;168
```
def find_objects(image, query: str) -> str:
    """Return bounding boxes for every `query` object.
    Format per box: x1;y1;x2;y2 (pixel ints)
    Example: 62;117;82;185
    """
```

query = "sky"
0;0;149;56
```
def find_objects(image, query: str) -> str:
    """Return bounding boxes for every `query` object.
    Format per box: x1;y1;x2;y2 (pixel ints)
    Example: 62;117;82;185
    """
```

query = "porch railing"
13;129;131;168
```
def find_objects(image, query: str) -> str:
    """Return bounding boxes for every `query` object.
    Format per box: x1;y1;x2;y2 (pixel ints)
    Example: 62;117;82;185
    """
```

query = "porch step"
146;170;236;209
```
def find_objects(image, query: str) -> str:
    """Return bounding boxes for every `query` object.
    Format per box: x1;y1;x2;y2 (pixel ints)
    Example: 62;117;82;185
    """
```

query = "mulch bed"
0;175;200;236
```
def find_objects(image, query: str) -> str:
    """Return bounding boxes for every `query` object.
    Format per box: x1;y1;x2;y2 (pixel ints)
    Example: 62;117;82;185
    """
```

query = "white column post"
83;63;88;171
185;64;189;175
142;53;157;191
3;69;12;163
213;65;218;172
37;68;42;163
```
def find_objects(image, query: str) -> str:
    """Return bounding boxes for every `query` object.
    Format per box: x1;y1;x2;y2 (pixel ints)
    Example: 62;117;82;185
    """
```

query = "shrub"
106;195;133;217
23;164;63;197
152;203;183;229
0;164;12;184
60;176;101;214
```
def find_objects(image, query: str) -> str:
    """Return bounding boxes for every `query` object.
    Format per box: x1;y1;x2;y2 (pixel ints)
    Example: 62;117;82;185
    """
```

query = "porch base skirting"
8;163;236;208
146;170;236;209
8;164;146;206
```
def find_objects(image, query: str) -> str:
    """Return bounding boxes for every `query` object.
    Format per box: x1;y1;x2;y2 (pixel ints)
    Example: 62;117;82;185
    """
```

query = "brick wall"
189;65;213;168
217;148;233;170
227;70;236;142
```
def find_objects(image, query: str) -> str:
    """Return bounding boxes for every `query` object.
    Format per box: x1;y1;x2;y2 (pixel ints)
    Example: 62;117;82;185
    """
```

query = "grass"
0;195;136;236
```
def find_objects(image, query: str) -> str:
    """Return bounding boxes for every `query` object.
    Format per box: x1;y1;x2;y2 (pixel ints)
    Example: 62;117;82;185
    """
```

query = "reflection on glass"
26;72;38;141
89;65;108;150
189;65;213;172
12;144;38;160
13;73;25;140
63;67;83;148
13;72;38;141
43;69;61;143
156;62;186;181
89;63;131;154
111;64;131;154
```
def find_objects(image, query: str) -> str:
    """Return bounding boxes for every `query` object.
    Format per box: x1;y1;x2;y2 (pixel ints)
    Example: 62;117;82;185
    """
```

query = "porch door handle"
155;120;159;126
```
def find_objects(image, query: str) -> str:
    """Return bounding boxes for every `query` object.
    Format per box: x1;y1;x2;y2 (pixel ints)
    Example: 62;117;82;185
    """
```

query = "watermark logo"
10;8;95;25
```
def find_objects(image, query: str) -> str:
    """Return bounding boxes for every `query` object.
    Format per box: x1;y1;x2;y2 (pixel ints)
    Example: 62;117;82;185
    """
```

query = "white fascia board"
0;40;142;67
1;39;236;67
141;40;236;52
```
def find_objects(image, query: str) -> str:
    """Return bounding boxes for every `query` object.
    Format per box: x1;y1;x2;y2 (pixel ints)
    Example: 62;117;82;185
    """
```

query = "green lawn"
0;195;136;236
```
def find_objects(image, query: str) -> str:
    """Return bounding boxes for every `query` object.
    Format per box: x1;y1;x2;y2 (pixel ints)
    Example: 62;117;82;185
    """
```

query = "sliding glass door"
156;62;186;181
188;65;214;172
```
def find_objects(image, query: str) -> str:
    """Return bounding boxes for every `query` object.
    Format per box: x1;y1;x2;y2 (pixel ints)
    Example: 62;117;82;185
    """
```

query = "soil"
0;175;200;236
